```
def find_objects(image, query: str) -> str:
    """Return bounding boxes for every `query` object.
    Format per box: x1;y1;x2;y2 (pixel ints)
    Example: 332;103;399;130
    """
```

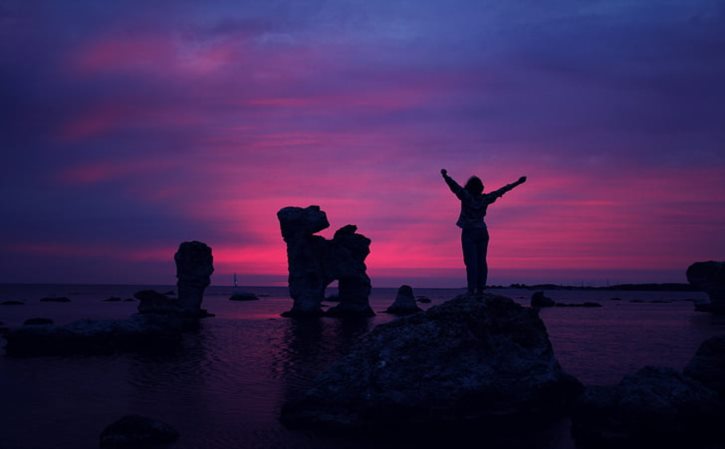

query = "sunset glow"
2;1;724;286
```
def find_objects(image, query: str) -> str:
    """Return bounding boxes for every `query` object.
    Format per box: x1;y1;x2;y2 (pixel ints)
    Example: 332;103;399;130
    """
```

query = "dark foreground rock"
100;415;178;448
571;366;725;449
281;293;582;431
687;261;725;314
684;335;725;395
386;285;421;315
4;315;183;356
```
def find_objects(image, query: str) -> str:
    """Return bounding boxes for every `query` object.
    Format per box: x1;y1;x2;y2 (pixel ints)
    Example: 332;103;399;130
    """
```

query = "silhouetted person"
441;169;526;295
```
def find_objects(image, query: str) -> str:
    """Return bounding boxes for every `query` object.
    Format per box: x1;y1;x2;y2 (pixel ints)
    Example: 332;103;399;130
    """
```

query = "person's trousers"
461;227;489;293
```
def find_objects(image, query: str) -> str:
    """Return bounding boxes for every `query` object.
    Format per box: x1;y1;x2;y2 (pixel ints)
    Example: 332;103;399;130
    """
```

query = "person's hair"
465;176;484;195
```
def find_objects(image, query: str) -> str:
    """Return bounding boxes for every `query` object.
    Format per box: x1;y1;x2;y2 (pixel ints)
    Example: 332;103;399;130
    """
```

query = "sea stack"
686;261;725;314
175;241;214;316
277;206;373;317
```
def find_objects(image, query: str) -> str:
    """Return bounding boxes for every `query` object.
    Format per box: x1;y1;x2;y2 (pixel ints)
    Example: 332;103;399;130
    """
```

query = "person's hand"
441;169;447;176
518;176;527;184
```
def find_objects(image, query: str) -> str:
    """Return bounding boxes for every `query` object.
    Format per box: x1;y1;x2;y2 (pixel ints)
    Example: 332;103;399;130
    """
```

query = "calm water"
1;284;723;449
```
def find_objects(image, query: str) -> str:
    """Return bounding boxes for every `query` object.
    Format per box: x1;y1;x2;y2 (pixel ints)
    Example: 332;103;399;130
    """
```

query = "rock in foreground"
281;293;581;431
100;415;178;448
571;366;725;449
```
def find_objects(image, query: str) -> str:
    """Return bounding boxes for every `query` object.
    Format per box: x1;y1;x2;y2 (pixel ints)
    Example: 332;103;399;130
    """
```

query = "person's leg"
476;227;490;294
461;229;477;294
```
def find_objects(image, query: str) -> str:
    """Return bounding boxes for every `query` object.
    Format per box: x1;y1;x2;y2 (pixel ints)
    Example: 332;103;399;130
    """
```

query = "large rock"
386;285;422;315
100;415;178;448
281;293;582;431
684;335;725;395
531;291;555;308
277;206;373;317
687;261;725;314
175;241;214;315
571;366;725;449
3;315;183;356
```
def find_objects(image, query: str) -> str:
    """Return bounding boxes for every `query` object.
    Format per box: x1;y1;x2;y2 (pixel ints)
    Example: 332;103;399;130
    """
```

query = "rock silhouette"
277;206;373;317
281;293;581;431
3;241;214;356
531;291;555;308
175;241;214;316
684;335;725;395
571;366;725;449
386;285;422;315
687;261;725;314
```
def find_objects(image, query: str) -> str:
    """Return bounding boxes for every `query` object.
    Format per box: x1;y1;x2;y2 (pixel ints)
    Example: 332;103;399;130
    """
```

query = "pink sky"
2;1;724;286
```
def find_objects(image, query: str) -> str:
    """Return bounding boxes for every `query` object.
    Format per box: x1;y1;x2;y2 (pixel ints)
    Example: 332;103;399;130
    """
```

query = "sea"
1;284;723;449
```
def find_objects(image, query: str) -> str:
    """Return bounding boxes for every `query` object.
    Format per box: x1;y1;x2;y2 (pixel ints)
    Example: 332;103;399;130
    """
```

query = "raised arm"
441;169;467;200
489;176;527;199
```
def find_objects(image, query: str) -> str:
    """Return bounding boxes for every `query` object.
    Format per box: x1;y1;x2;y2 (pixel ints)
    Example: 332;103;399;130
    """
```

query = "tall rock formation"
175;241;214;316
687;261;725;314
277;206;373;317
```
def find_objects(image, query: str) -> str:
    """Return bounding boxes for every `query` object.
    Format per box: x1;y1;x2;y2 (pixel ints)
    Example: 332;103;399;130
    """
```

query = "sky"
1;0;724;287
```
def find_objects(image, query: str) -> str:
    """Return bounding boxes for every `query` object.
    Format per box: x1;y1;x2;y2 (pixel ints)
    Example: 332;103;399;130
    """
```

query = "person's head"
465;176;484;195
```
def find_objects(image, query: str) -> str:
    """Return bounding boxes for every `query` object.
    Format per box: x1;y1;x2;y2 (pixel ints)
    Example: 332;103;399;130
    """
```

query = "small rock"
229;291;259;301
610;297;623;301
23;318;54;326
100;414;179;448
555;302;603;308
531;291;555;308
164;290;175;296
1;300;24;306
386;285;421;315
39;296;71;303
103;297;123;302
416;296;432;303
124;298;135;302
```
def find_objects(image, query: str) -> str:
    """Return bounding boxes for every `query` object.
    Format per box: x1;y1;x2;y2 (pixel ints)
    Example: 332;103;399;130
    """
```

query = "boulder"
277;206;373;317
175;241;214;315
23;318;54;326
229;291;259;301
3;315;183;356
100;415;178;448
571;366;725;449
134;290;180;315
531;291;555;308
687;261;725;314
281;293;582;431
386;285;422;315
684;335;725;395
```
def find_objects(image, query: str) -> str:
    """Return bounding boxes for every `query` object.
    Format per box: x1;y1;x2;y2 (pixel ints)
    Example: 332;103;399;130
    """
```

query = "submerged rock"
39;296;71;303
687;261;725;314
555;302;602;308
281;293;582;431
571;366;725;449
100;414;179;448
684;335;725;395
229;291;259;301
386;285;422;315
278;206;373;317
4;315;183;356
23;318;54;326
531;291;555;308
102;296;123;302
1;300;24;306
416;296;432;304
